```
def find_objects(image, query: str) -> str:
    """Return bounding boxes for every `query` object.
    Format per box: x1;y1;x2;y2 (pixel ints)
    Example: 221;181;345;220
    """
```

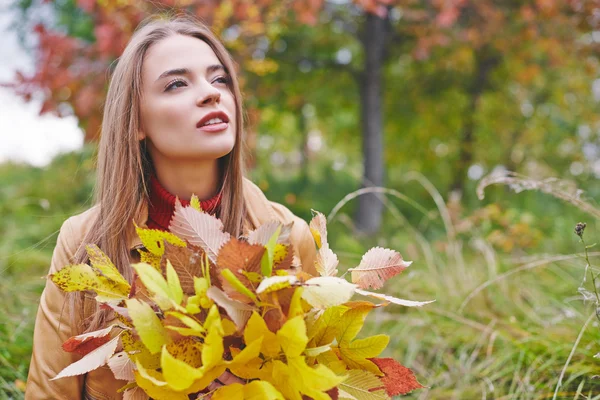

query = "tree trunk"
354;12;388;234
451;47;501;194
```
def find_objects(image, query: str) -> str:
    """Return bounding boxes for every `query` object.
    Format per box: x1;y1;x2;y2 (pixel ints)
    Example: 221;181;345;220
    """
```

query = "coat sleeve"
269;202;318;276
25;217;85;400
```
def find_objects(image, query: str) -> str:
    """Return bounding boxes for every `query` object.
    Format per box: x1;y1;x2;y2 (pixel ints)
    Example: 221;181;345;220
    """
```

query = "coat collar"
127;177;276;252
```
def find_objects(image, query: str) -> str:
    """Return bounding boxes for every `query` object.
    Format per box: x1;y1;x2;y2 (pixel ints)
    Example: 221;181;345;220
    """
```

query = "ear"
137;130;146;141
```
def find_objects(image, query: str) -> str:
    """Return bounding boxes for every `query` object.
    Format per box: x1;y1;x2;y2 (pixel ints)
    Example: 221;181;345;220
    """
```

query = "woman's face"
139;34;236;163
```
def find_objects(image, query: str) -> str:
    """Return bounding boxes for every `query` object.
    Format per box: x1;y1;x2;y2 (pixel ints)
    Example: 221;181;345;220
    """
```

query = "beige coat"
25;178;317;400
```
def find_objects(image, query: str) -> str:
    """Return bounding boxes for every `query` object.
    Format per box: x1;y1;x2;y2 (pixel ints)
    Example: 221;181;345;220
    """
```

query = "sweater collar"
128;177;277;251
146;173;221;231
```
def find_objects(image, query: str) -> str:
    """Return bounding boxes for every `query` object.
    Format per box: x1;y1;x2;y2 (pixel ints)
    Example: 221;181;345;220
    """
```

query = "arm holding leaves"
26;218;85;400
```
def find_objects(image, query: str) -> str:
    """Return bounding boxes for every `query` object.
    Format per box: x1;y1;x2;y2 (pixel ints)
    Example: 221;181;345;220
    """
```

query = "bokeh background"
2;0;600;398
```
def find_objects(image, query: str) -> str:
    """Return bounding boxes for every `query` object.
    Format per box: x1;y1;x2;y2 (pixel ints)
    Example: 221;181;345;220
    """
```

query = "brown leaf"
349;247;411;290
161;242;204;295
369;358;424;396
216;238;265;301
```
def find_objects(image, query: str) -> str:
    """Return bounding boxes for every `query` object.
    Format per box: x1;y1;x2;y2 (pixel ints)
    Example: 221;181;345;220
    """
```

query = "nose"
197;82;221;106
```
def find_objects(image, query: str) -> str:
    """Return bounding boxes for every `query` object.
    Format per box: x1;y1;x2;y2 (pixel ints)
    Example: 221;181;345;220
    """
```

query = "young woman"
26;15;317;399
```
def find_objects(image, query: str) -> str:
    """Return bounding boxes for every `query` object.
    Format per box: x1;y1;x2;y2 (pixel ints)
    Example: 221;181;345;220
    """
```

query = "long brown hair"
71;15;247;332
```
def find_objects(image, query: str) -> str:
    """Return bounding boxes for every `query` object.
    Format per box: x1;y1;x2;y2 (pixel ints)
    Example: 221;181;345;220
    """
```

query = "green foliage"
0;145;96;396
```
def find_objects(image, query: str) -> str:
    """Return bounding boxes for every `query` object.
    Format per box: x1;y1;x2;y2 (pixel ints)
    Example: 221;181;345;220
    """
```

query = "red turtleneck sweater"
146;173;222;231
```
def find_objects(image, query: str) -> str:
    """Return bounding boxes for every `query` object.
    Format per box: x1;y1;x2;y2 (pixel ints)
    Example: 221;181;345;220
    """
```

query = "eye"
165;78;187;91
213;75;231;85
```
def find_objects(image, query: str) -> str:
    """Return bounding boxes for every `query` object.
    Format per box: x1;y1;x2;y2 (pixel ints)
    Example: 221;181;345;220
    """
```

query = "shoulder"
61;204;100;243
52;205;100;269
242;177;302;227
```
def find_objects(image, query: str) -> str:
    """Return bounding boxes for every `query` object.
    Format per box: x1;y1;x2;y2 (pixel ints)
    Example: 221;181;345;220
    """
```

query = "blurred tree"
6;0;600;234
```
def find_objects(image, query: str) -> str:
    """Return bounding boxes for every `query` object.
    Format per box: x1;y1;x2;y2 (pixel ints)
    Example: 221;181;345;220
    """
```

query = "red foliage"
62;335;112;356
370;357;424;396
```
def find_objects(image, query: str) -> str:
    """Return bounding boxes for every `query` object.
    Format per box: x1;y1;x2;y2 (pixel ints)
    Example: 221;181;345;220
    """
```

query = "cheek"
148;99;190;128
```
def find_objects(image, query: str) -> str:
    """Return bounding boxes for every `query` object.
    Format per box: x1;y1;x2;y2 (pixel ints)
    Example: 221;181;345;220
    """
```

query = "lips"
197;111;230;129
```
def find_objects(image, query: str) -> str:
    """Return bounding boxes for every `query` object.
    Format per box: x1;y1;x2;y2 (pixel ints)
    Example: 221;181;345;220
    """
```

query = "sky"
0;5;83;167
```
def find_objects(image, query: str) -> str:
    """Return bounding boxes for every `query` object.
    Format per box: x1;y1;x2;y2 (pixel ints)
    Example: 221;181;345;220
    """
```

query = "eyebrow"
155;64;226;82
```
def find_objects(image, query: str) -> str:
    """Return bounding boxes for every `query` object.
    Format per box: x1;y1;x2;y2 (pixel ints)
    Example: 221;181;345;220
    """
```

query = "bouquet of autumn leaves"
49;198;433;400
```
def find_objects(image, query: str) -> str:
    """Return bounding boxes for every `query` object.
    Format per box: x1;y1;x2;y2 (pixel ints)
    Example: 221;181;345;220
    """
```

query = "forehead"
143;34;221;81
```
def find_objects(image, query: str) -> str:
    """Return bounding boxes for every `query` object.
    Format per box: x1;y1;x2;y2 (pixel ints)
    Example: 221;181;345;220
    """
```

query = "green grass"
1;148;600;399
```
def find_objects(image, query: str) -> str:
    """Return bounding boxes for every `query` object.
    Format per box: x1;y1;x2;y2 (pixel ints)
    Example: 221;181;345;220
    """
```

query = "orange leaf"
369;358;424;396
216;238;265;301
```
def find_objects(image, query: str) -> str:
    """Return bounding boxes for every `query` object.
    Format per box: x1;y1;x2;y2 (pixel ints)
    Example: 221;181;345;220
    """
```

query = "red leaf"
369;358;424;396
62;335;111;356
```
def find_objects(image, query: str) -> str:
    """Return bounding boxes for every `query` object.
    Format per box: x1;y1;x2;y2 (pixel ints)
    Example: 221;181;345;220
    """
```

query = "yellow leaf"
161;345;203;391
276;316;307;358
50;263;129;304
212;383;244;400
221;269;258;302
289;356;346;392
135;223;186;257
134;367;188;400
269;360;300;400
288;287;304;319
165;260;183;305
316;350;347;375
273;243;288;265
202;329;223;371
164;311;204;336
244;312;279;358
135;359;167;386
228;354;266;380
121;330;160;369
338;369;389;400
139;250;162;271
244;381;285;400
202;306;224;371
187;365;227;394
302;277;356;309
126;299;170;354
305;343;332;357
187;277;213;313
336;306;372;346
50;263;101;292
165;338;202;368
85;244;130;290
132;263;175;310
256;275;297;294
261;224;281;276
229;336;263;366
338;335;389;376
204;304;224;335
190;194;203;212
222;318;237;336
309;305;348;347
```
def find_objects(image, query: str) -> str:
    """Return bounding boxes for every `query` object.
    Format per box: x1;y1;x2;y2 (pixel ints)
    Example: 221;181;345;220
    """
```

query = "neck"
152;158;221;201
